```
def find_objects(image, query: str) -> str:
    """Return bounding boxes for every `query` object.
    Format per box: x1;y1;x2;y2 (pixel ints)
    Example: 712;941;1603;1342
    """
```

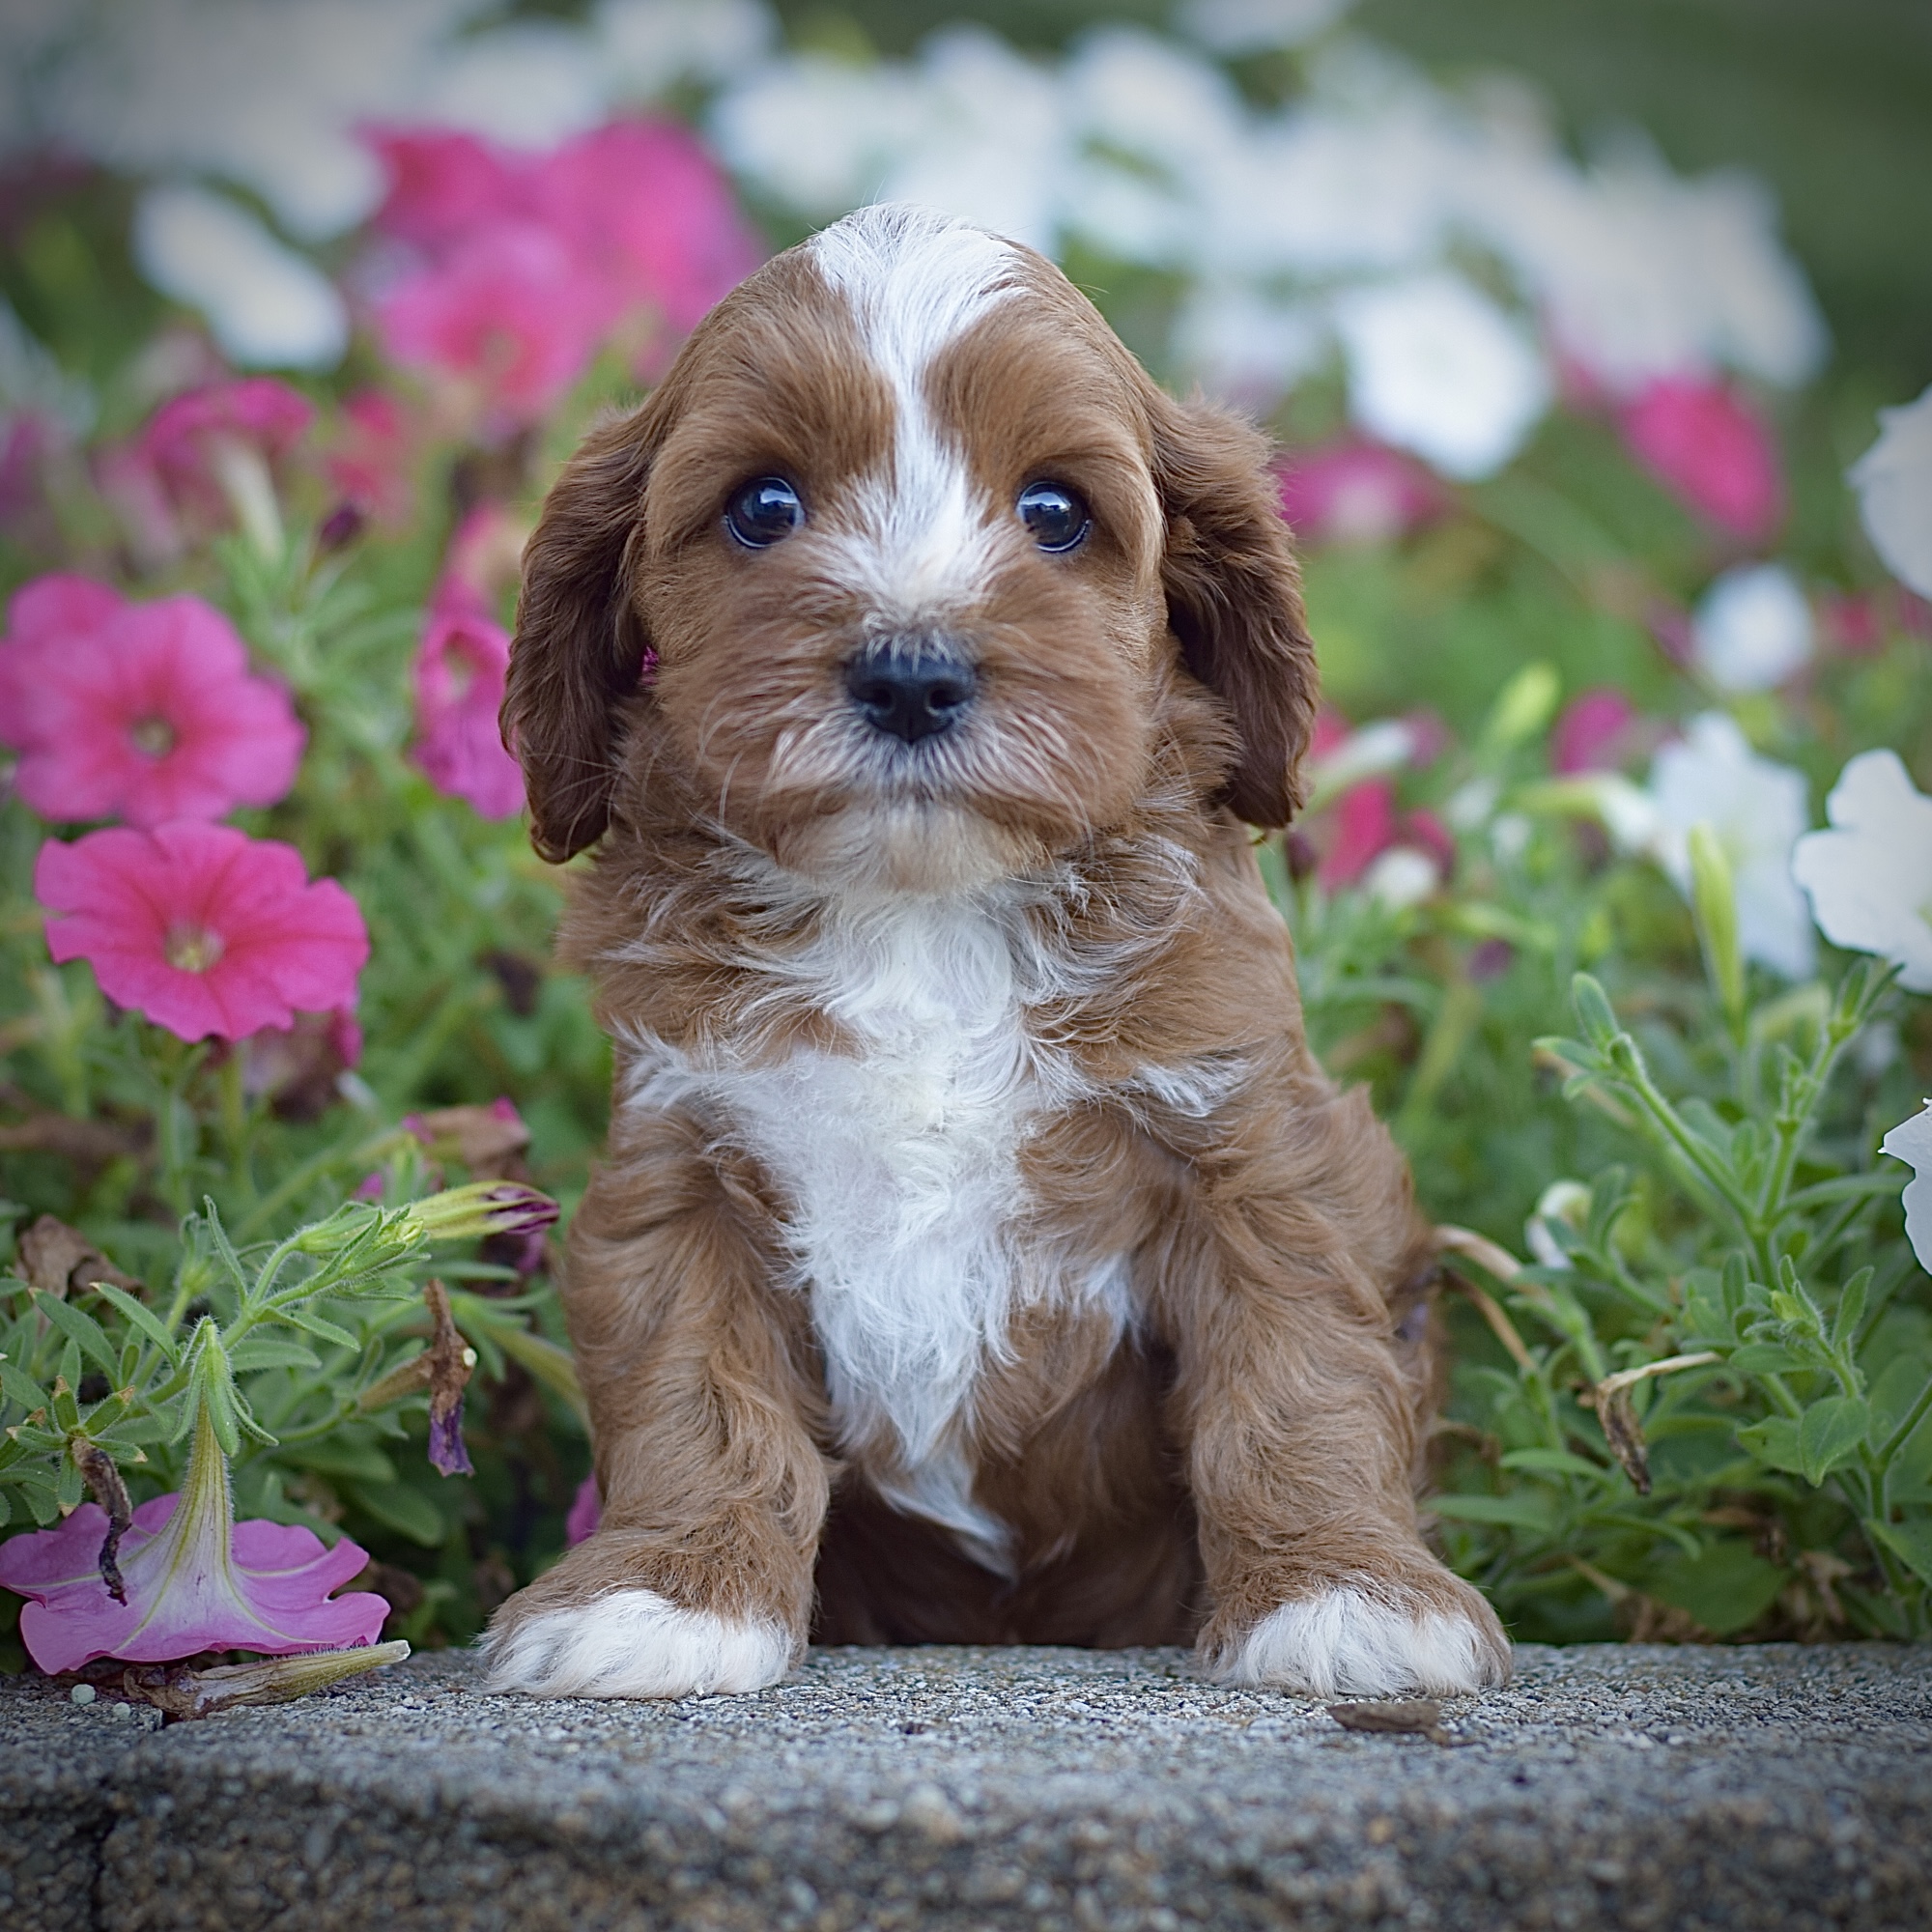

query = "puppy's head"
505;204;1317;890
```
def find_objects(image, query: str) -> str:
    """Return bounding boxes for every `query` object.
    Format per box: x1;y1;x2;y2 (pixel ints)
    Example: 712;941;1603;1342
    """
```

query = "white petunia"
1881;1104;1932;1276
1363;846;1439;911
1179;0;1355;53
131;184;348;370
1792;749;1932;993
1645;712;1814;980
1691;563;1814;694
1169;283;1328;409
1333;270;1551;479
1849;385;1932;600
412;19;608;148
593;0;776;101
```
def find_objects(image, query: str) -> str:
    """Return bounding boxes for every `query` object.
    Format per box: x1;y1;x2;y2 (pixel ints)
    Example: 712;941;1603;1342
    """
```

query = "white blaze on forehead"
809;205;1020;618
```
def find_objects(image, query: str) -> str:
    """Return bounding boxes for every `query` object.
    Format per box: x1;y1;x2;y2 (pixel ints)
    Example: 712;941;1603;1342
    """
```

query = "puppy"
486;203;1511;1701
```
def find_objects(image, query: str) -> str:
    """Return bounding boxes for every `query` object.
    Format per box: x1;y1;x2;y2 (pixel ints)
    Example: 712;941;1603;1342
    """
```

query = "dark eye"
724;476;803;548
1016;481;1089;553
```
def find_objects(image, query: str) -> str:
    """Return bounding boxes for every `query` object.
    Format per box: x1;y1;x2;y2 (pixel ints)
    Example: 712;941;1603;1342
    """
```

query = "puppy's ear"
1151;396;1318;827
502;410;658;863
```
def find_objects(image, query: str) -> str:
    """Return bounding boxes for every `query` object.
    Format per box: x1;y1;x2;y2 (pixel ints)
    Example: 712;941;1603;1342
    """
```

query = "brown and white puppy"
485;203;1511;1700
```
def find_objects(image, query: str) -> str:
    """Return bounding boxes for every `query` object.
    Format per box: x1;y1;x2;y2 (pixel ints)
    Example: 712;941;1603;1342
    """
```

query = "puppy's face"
507;206;1318;884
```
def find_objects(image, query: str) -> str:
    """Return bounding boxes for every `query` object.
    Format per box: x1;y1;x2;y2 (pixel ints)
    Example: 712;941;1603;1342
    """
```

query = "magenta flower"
1277;440;1444;546
0;573;124;745
1321;780;1399;888
1551;688;1639;775
566;1475;601;1547
1;590;303;827
0;1406;384;1673
412;575;525;819
132;379;315;554
1617;377;1784;544
324;389;417;529
37;822;367;1043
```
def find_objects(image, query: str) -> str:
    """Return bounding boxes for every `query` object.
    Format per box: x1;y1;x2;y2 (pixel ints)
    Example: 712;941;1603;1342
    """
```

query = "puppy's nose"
844;644;976;744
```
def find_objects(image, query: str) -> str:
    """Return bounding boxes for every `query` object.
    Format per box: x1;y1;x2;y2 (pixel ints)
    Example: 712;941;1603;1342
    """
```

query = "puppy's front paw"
1212;1582;1511;1697
483;1588;794;1699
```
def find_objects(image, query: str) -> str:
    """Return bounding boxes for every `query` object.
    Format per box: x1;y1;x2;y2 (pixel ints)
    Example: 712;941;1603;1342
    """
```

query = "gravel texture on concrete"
3;1641;1930;1931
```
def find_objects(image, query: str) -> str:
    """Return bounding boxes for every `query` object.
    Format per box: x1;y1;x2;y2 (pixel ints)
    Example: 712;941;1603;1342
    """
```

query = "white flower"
1524;1179;1591;1269
1179;0;1355;53
1646;712;1814;980
131;184;348;370
1692;563;1814;694
1333;270;1550;479
1364;846;1439;910
1849;385;1932;600
1792;749;1932;993
1881;1104;1932;1277
412;18;607;148
593;0;776;101
1169;284;1327;410
1305;718;1417;800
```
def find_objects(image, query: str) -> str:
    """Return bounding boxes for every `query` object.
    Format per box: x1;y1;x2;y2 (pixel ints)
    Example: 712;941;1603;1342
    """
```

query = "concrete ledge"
4;1642;1930;1931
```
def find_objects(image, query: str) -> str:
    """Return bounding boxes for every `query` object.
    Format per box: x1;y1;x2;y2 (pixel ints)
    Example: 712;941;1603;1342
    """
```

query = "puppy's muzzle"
844;641;976;745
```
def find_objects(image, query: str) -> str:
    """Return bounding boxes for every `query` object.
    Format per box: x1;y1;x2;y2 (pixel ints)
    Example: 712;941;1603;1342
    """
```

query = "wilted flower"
130;184;349;374
1691;563;1813;693
1849;384;1932;600
403;1180;561;1245
1645;712;1813;980
1332;270;1552;480
1617;376;1784;542
1791;749;1932;993
0;589;304;828
36;822;368;1042
1276;439;1443;545
1551;688;1638;775
411;575;526;819
566;1473;601;1547
0;1402;385;1674
242;1007;364;1122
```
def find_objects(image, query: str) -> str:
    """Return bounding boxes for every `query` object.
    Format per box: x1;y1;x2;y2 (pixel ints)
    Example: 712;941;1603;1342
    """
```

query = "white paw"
1215;1586;1508;1696
483;1589;794;1699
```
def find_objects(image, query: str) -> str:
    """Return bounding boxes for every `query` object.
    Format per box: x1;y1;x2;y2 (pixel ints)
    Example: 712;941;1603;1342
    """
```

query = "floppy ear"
1151;396;1319;828
501;409;659;863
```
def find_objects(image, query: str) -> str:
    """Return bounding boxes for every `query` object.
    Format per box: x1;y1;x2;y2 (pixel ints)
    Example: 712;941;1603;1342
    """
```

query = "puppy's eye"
1016;481;1090;553
724;476;804;548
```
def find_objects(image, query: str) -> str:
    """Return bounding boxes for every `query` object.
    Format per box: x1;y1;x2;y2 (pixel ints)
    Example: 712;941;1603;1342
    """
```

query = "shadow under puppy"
486;202;1512;1700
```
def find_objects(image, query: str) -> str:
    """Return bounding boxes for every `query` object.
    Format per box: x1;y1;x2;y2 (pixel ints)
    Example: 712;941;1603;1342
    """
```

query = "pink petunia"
1551;688;1638;776
1;590;304;827
132;379;315;543
324;389;418;529
1321;780;1399;888
1277;440;1444;546
411;575;526;819
0;1407;384;1673
36;822;368;1043
1617;377;1784;544
374;221;610;427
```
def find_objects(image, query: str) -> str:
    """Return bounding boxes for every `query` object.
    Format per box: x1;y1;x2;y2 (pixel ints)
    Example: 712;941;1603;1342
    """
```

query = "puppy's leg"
484;1127;828;1698
1164;1092;1511;1698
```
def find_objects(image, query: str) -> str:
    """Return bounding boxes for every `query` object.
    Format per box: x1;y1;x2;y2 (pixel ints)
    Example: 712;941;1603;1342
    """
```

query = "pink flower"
566;1475;600;1547
412;575;525;818
0;589;304;827
1321;780;1398;888
367;128;527;248
1551;688;1638;775
37;822;368;1043
1617;377;1784;544
325;389;418;529
375;221;609;428
1277;440;1444;546
129;380;315;555
0;1402;384;1673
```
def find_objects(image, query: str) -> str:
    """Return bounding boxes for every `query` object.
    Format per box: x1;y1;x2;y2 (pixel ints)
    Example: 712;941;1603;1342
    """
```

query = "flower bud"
403;1181;559;1244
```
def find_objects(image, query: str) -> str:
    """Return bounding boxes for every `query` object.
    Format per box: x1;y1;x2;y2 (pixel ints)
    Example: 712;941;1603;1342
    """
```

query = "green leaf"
1647;1541;1787;1636
1726;1343;1808;1376
227;1336;324;1374
1499;1448;1606;1481
1431;1492;1557;1532
282;1441;396;1484
1571;974;1619;1050
1867;1518;1932;1588
39;1296;121;1381
348;1479;446;1547
0;1360;48;1412
90;1283;179;1365
1832;1269;1873;1353
1682;1287;1735;1346
279;1304;358;1350
1799;1396;1870;1485
1734;1416;1805;1474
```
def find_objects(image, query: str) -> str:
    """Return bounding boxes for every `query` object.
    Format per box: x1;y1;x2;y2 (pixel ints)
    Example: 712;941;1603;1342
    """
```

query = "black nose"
844;644;976;744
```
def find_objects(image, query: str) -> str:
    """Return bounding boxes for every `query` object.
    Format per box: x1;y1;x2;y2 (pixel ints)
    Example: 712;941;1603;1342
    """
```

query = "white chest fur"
621;882;1118;1566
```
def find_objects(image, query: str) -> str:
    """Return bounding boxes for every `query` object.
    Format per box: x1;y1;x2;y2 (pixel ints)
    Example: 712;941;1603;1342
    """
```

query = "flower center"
129;715;176;758
163;923;225;973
